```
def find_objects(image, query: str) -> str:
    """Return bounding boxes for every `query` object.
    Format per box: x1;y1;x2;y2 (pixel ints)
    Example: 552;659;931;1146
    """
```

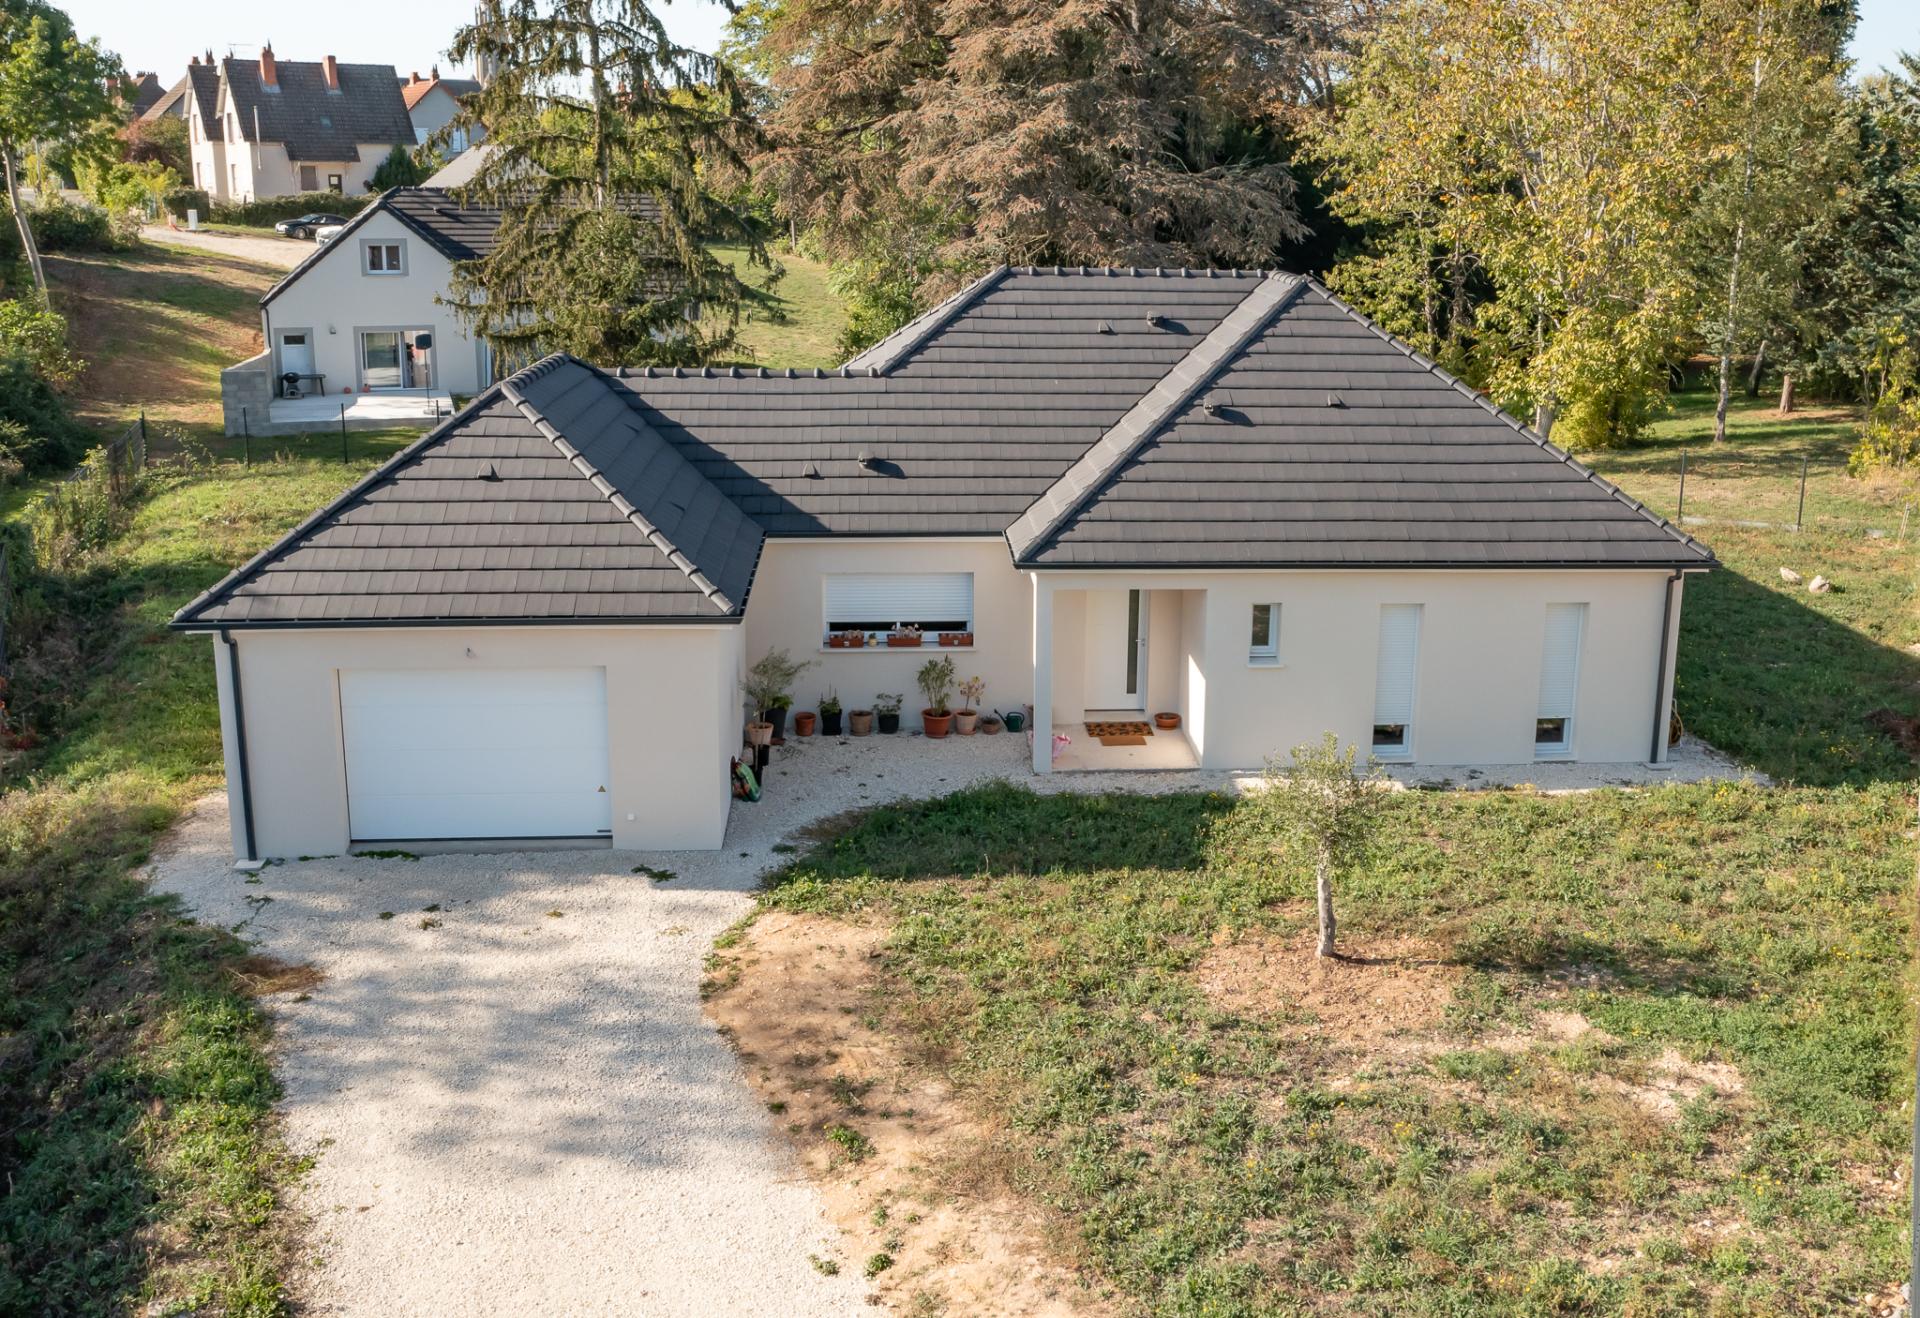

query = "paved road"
140;225;308;269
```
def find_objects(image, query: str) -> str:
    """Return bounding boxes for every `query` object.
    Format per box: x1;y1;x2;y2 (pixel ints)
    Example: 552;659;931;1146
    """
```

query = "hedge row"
161;191;378;227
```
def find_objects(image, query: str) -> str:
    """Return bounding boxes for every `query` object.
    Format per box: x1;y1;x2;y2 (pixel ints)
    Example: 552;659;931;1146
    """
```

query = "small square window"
364;242;404;275
1249;602;1279;663
1372;723;1409;752
1535;717;1569;750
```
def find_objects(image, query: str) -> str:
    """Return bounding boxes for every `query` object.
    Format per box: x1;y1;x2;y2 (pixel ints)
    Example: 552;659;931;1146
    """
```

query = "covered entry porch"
1032;579;1203;773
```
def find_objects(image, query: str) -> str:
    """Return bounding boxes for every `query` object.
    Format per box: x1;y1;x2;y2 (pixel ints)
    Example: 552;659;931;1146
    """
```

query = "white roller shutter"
1373;604;1422;727
823;573;973;628
340;667;613;841
1537;603;1587;723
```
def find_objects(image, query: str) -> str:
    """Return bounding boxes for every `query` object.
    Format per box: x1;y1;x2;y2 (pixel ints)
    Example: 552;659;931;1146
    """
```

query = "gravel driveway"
147;732;1755;1314
140;224;307;268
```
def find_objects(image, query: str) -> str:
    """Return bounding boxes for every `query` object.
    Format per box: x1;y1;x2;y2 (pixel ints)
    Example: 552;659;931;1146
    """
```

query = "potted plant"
875;692;903;734
938;631;974;648
742;648;814;742
794;709;817;736
917;656;956;738
888;624;923;648
1155;711;1182;730
955;676;986;735
979;714;1003;734
818;690;843;737
850;707;874;736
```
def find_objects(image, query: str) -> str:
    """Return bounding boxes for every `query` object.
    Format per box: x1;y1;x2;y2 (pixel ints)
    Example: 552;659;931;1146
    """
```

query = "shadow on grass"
1676;566;1920;785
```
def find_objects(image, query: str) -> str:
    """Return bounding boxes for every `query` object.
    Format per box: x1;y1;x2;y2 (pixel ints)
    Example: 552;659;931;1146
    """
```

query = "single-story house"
174;266;1714;861
222;186;500;435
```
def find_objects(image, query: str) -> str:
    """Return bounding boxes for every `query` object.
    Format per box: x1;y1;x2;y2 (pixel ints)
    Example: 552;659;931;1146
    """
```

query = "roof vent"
475;462;500;481
867;365;881;377
857;451;880;471
1097;321;1114;335
1326;392;1346;408
802;460;822;480
1146;313;1167;330
1201;400;1221;418
728;365;740;378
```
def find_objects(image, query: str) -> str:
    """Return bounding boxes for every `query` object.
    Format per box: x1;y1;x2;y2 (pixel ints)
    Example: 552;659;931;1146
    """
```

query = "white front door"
1085;588;1147;710
339;667;614;841
277;330;313;379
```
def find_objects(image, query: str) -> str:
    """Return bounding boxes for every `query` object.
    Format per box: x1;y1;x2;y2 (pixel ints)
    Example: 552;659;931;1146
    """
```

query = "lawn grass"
763;778;1913;1315
713;242;850;370
1584;388;1918;786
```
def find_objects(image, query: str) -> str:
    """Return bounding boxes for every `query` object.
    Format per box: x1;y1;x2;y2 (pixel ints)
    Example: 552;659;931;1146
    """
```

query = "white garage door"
340;668;613;841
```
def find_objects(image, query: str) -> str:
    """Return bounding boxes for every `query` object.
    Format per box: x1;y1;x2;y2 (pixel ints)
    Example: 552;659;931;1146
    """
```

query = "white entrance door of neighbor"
339;668;614;841
1085;588;1148;710
277;330;314;380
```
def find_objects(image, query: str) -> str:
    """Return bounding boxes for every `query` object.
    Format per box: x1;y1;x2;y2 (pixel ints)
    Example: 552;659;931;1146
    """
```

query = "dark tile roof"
186;64;220;132
172;359;762;627
139;76;190;121
121;73;164;117
259;188;500;307
180;267;1711;630
222;57;416;162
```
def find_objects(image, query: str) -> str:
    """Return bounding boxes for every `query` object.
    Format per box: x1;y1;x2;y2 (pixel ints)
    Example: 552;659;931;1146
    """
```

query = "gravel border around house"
146;731;1758;1315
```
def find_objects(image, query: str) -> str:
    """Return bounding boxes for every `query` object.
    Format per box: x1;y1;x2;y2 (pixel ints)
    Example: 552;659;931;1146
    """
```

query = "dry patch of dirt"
229;954;325;997
1196;929;1463;1046
705;911;1120;1316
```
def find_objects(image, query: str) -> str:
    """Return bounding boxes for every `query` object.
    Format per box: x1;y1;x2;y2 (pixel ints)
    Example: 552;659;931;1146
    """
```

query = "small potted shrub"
742;648;813;742
1155;711;1182;730
887;624;923;648
979;713;1003;734
917;656;956;738
875;692;903;734
955;676;986;735
850;707;874;736
794;709;817;736
818;690;843;737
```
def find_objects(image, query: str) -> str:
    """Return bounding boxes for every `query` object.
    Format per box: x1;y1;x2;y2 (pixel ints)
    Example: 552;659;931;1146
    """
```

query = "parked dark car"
275;213;347;240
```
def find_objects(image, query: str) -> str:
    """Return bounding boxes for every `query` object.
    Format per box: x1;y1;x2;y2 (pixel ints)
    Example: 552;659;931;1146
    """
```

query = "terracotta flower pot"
850;710;874;736
979;716;1003;735
922;709;953;739
956;710;978;735
794;711;817;736
1154;712;1181;731
745;720;774;746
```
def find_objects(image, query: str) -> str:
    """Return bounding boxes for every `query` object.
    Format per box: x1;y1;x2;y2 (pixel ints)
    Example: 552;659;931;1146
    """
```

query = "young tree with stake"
1256;733;1387;959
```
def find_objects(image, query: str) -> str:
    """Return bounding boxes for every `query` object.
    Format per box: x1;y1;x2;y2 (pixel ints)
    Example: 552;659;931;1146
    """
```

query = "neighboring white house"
175;267;1715;861
400;68;485;153
249;187;498;411
186;47;416;202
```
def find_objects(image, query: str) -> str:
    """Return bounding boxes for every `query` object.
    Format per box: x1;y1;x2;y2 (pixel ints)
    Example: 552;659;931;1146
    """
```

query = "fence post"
1795;455;1809;532
340;404;348;464
241;406;251;467
138;411;148;468
1676;451;1687;523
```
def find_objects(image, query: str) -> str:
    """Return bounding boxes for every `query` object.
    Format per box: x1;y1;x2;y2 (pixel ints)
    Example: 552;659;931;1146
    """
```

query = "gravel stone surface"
139;224;308;268
147;731;1755;1315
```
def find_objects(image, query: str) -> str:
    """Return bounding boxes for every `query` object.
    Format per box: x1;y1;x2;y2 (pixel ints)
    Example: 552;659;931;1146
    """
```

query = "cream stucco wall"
263;208;491;397
740;539;1035;719
213;624;742;858
1035;568;1683;770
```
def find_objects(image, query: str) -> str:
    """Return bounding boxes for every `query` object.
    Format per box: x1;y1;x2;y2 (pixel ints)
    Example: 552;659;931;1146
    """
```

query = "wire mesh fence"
1594;447;1915;543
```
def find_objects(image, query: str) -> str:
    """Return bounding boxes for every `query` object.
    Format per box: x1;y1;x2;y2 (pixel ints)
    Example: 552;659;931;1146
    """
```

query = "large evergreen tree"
447;0;767;371
742;0;1354;315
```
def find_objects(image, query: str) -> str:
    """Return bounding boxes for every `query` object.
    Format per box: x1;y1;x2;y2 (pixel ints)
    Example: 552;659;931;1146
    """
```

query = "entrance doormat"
1085;721;1153;739
1098;735;1148;747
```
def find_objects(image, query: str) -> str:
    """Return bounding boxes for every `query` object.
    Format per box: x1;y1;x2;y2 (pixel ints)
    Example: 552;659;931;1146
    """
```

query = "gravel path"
147;732;1756;1315
139;225;308;268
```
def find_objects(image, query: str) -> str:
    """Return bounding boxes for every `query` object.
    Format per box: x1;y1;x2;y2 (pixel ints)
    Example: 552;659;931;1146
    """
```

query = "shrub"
207;194;376;228
367;144;428;192
1849;386;1920;476
0;359;92;474
25;199;117;253
162;185;210;222
26;453;132;569
0;299;81;386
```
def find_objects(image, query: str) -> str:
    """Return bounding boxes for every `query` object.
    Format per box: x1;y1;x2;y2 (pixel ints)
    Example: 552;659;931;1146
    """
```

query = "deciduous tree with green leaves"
0;0;119;292
1254;733;1386;959
446;0;768;370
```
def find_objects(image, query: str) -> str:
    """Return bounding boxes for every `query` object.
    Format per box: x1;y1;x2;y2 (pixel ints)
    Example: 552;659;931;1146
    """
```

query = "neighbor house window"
299;164;318;191
822;573;973;644
1372;603;1422;757
1535;603;1587;758
1249;602;1280;664
363;241;405;275
327;172;343;192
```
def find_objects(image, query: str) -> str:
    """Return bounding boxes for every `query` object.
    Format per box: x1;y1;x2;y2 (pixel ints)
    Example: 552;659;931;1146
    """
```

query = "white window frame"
1248;602;1280;666
1372;603;1422;760
821;572;974;647
1534;602;1587;759
362;239;407;276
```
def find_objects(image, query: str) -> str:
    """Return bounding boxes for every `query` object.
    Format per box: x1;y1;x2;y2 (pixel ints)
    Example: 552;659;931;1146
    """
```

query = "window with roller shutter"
822;573;973;641
1535;603;1587;757
1372;604;1421;757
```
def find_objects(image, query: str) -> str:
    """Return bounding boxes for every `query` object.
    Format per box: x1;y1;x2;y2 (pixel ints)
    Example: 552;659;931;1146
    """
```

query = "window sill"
1372;749;1413;761
819;645;976;654
1246;657;1285;669
1534;749;1573;761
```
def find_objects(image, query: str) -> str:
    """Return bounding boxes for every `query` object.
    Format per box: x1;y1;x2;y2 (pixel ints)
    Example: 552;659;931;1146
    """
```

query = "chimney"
189;54;198;65
205;48;214;65
259;44;276;88
430;64;439;79
409;70;421;83
323;55;339;91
